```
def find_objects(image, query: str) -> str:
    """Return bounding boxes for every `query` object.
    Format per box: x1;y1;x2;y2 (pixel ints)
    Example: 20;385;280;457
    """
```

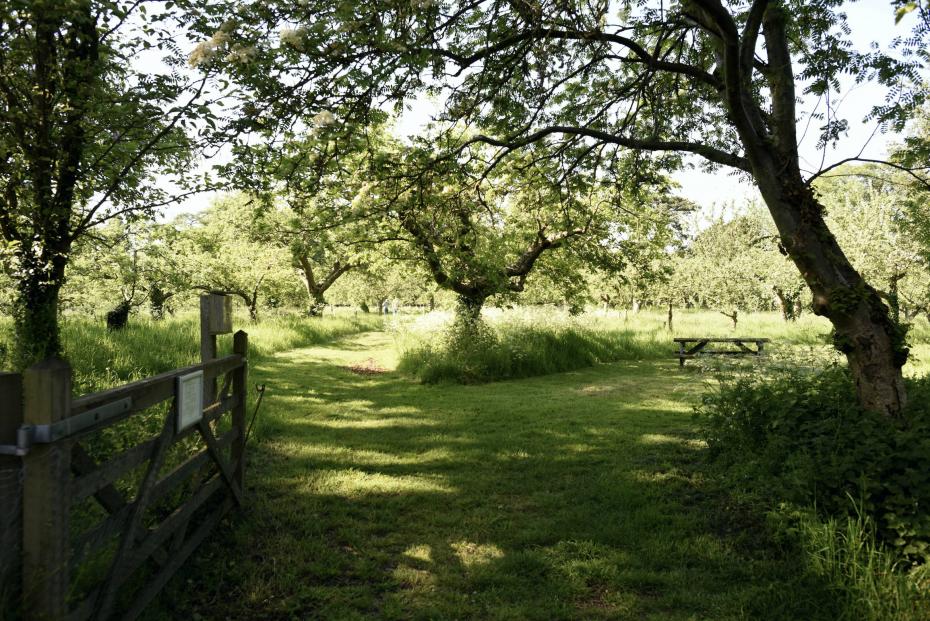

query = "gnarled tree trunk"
721;5;908;417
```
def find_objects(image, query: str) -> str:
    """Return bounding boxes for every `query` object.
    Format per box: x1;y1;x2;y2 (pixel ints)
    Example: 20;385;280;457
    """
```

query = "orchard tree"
180;194;299;320
676;215;773;328
65;219;201;321
230;131;381;316
211;0;930;415
369;137;641;326
0;1;221;369
591;194;695;315
65;220;144;322
817;167;929;324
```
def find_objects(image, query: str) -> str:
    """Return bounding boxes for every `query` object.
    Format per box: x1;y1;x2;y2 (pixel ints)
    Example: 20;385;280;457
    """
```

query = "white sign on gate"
176;370;204;431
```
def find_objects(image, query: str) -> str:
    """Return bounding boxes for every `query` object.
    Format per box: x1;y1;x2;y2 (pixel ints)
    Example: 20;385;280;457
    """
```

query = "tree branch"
806;157;930;190
464;125;750;171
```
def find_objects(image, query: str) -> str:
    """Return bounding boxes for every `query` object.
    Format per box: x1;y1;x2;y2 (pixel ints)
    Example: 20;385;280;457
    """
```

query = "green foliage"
0;312;381;394
0;1;212;367
397;312;667;383
789;507;930;621
697;367;930;563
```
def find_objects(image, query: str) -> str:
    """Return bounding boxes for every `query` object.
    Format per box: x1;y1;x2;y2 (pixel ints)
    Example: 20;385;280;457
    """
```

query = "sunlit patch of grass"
300;416;439;429
403;544;434;563
451;541;505;568
150;329;877;621
301;468;456;497
639;433;707;448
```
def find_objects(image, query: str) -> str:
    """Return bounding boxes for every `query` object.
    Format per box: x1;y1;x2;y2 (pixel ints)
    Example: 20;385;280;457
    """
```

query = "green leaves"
895;2;918;24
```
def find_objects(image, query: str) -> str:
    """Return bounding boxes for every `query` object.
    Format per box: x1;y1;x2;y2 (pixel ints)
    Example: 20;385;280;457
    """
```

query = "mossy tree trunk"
12;256;67;370
454;294;486;327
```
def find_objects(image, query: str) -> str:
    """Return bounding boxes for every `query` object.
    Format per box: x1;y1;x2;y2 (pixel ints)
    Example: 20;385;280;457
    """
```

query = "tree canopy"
198;0;929;415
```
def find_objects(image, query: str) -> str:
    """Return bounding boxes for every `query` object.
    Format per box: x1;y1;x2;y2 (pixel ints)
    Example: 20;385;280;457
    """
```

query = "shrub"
696;366;930;563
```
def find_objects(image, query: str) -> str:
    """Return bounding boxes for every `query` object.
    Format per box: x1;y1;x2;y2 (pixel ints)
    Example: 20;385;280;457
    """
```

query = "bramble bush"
696;366;930;563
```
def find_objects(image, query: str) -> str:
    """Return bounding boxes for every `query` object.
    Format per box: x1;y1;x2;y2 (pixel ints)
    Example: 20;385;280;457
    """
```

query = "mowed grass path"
150;331;839;621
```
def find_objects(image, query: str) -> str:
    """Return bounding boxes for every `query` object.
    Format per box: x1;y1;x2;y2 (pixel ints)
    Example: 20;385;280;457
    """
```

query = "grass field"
3;308;928;619
127;311;927;621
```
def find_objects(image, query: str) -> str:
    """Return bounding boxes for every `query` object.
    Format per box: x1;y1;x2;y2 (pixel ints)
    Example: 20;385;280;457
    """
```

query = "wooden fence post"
0;371;23;611
22;358;72;621
201;293;232;407
232;331;248;493
200;295;218;406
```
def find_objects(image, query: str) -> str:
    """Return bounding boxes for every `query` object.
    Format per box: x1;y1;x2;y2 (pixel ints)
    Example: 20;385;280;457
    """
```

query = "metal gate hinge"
0;396;132;457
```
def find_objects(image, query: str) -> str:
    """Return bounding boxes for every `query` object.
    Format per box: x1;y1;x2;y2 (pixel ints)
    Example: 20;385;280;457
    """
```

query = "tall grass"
397;308;670;383
394;307;929;383
796;505;930;621
0;312;382;394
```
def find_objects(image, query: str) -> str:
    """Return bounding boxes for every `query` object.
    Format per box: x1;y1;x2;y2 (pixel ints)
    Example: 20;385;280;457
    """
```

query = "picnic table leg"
678;342;685;367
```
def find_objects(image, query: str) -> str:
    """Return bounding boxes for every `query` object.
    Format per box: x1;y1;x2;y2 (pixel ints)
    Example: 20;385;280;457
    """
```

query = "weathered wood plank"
69;428;237;571
0;372;23;611
23;358;72;621
232;331;248;495
151;427;237;505
197;421;242;506
71;438;158;502
93;405;176;620
70;355;242;428
70;500;133;573
122;475;225;580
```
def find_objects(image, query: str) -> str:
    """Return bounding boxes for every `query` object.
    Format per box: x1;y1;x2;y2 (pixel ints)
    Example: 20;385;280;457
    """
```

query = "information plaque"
176;370;204;431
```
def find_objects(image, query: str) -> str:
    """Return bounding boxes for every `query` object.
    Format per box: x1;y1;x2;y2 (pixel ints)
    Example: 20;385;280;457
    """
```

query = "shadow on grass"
149;337;843;621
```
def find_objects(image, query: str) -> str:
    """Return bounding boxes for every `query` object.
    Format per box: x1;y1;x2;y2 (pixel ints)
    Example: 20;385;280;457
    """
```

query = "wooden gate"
0;294;249;620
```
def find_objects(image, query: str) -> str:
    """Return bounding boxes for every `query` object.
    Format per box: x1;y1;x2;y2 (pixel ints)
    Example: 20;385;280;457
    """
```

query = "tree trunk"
773;287;796;322
886;274;903;326
12;278;62;371
719;309;738;330
455;295;484;325
724;6;908;417
307;290;326;317
667;302;673;333
247;293;259;321
148;285;173;321
106;300;131;330
753;179;907;416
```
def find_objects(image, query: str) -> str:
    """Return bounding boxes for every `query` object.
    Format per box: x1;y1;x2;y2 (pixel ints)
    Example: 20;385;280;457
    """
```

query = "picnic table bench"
674;337;770;367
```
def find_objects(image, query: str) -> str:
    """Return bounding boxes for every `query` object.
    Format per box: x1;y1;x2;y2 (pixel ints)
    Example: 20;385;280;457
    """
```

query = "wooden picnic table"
674;337;771;367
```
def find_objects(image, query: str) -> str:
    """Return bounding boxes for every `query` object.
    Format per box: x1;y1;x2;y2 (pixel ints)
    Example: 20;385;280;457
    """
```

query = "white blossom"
312;110;336;128
225;45;257;64
279;27;307;51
